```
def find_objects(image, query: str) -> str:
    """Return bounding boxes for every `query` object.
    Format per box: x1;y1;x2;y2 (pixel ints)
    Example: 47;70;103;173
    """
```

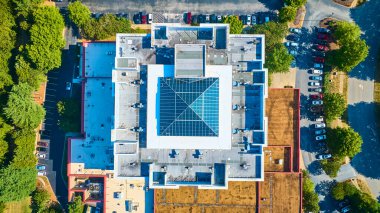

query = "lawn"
4;197;31;213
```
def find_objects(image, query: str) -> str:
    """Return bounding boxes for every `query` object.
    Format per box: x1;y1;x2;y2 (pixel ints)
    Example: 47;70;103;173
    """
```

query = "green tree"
0;165;37;202
11;131;37;169
327;39;369;72
302;170;320;213
279;6;297;23
68;196;84;213
284;0;307;7
333;21;362;44
331;182;357;200
57;99;81;132
0;0;16;90
31;188;50;213
4;83;46;130
265;43;293;73
320;157;344;178
0;117;11;165
67;1;91;27
223;16;243;34
327;127;363;158
251;22;288;49
82;15;132;40
15;55;46;89
323;93;346;122
26;6;65;73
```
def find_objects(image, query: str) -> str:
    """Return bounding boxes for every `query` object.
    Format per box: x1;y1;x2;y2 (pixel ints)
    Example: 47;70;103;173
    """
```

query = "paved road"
298;0;380;210
80;0;282;14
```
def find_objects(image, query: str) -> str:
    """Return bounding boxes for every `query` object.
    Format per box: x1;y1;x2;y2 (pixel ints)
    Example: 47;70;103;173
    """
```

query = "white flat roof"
146;64;232;150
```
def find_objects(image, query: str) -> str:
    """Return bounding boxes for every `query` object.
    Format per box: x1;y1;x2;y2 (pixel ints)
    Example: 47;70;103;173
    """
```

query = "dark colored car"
313;51;326;57
317;33;329;40
198;14;206;23
37;142;48;147
310;93;323;99
286;34;300;42
314;57;325;63
210;14;217;23
239;15;247;25
310;106;323;113
315;44;329;51
308;88;323;93
317;27;330;33
315;39;328;45
36;147;48;153
133;13;141;24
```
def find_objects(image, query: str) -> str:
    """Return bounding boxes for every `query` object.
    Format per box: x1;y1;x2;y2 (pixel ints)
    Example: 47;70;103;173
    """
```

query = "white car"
285;42;299;47
316;153;332;160
312;100;323;105
311;69;323;74
247;15;251;25
289;28;301;34
308;82;321;86
147;14;153;24
310;76;322;81
316;135;326;141
315;117;324;122
36;153;46;159
38;171;47;176
315;129;326;135
315;123;326;129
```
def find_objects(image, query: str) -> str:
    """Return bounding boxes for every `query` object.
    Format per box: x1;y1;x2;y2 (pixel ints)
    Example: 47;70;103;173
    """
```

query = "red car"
186;12;192;24
310;94;323;100
141;15;147;24
37;142;48;147
316;44;329;51
314;57;325;63
317;33;329;40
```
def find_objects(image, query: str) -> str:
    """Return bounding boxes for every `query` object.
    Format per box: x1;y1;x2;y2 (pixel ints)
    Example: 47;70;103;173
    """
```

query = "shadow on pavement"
318;184;339;213
257;0;282;11
348;0;380;81
307;160;323;176
315;180;336;196
349;102;380;179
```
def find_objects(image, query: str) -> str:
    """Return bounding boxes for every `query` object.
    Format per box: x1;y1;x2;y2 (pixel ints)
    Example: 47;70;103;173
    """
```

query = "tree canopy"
327;127;363;158
31;188;50;213
68;196;84;213
279;6;297;23
284;0;307;7
323;93;346;122
265;43;294;73
26;6;65;73
0;117;11;165
4;83;45;130
302;170;320;213
251;22;288;49
223;16;243;34
68;1;91;27
82;14;132;40
320;157;344;178
327;21;369;72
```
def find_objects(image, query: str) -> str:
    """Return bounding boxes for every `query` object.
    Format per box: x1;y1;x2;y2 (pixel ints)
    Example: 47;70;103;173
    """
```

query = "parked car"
317;27;330;33
186;12;192;24
36;165;46;170
36;147;48;153
314;63;324;69
309;87;323;92
133;13;141;24
36;153;46;159
141;15;147;24
310;106;323;112
313;50;326;57
341;205;351;213
286;34;300;42
315;44;329;51
315;39;328;46
310;93;323;99
315;123;326;128
308;81;321;86
251;15;257;25
315;116;324;122
309;76;322;81
38;171;47;176
316;134;327;141
264;16;270;23
312;100;323;105
309;69;323;74
247;15;251;25
65;82;71;90
147;13;153;24
217;15;222;23
315;129;326;135
288;49;297;56
289;28;301;34
285;42;299;47
37;141;48;147
317;33;329;40
210;14;217;23
239;15;247;25
316;153;332;160
205;14;210;23
314;57;325;63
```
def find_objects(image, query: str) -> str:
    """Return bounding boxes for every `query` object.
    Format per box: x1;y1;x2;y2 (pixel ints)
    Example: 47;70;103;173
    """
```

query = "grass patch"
375;48;380;125
4;197;31;213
